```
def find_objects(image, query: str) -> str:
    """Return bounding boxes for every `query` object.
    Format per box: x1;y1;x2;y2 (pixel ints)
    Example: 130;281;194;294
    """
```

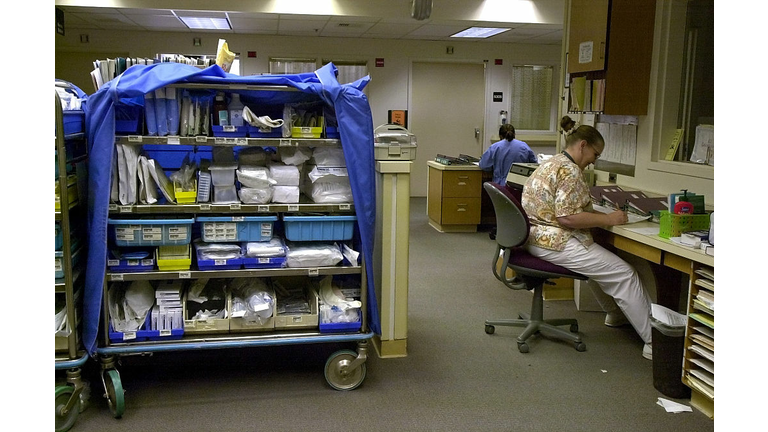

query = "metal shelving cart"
81;63;381;419
55;81;91;432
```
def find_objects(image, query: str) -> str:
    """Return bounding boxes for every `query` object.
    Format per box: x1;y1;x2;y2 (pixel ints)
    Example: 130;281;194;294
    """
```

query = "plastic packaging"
215;39;236;73
708;212;714;245
236;166;275;188
238;187;273;204
285;242;343;268
154;87;169;136
144;92;158;136
166;87;180;135
228;93;245;127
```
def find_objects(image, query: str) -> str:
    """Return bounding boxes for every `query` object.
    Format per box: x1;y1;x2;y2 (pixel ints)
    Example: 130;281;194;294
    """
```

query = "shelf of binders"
682;264;714;419
568;75;606;113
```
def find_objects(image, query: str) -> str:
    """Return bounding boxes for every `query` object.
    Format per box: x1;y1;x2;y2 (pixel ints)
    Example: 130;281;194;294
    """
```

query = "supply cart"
82;62;381;418
55;81;91;431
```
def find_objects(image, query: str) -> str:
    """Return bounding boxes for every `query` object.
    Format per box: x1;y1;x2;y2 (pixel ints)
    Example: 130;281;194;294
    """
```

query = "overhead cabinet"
567;0;656;115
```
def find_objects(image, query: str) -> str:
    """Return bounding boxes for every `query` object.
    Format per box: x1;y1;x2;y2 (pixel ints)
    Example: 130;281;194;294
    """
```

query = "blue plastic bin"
247;125;282;138
283;215;357;241
109;314;184;343
242;255;287;269
108;218;195;247
62;110;85;135
319;320;362;334
195;245;243;271
143;145;196;170
108;250;155;273
212;125;248;137
196;216;277;242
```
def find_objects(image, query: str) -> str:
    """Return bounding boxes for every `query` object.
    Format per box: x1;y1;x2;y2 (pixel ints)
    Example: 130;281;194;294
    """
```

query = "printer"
506;162;539;191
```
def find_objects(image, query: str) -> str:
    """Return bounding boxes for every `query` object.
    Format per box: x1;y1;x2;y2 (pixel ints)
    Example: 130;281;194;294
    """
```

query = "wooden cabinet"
567;0;609;74
427;162;481;232
567;0;656;115
682;264;714;419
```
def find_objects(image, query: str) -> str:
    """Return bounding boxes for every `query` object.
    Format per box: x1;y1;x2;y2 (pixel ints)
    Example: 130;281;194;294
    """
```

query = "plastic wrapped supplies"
230;278;274;325
285;242;344;268
108;280;155;332
278;146;312;166
268;164;301;186
245;238;287;257
312;147;346;166
237;166;276;204
304;166;353;203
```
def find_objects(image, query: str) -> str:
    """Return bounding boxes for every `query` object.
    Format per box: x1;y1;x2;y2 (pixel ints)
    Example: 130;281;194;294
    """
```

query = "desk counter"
595;221;714;419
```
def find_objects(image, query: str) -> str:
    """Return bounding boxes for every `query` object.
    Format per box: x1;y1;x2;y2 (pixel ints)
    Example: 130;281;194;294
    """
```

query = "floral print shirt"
521;153;593;251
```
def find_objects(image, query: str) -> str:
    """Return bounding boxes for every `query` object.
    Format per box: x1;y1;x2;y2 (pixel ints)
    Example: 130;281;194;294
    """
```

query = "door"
410;62;486;197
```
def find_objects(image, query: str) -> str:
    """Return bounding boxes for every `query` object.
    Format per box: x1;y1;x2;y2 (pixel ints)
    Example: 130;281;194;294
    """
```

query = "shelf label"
110;274;124;281
159;329;171;336
229;204;242;211
119;206;133;213
214;259;227;266
195;136;208;143
287;205;299;212
200;204;211;211
232;216;245;222
279;139;296;147
109;204;118;212
257;205;270;212
179;271;191;279
339;204;351;210
127;135;143;143
123;331;137;341
167;136;181;145
214;137;247;145
308;268;319;276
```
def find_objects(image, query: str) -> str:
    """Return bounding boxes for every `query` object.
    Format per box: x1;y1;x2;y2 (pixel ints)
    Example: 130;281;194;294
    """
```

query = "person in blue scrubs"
480;123;537;239
479;123;537;185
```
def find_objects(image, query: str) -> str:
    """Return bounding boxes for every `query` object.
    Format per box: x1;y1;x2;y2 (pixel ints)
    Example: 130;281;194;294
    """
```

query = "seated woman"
479;123;537;185
520;116;653;360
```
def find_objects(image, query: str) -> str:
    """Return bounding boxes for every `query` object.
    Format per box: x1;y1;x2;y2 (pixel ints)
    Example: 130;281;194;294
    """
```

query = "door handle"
474;128;481;139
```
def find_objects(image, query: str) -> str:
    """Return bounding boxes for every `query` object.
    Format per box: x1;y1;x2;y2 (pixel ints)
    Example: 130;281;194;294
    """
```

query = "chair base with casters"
484;275;586;353
483;181;588;353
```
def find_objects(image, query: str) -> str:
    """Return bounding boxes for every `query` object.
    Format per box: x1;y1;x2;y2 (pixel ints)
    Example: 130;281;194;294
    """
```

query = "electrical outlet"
608;173;617;183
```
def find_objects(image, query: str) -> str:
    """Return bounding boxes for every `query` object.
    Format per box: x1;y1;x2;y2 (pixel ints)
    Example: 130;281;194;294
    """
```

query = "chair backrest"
483;182;530;248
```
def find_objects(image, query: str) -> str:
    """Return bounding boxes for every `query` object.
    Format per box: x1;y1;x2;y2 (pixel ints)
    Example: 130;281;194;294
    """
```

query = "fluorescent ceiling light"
451;27;510;38
179;16;231;30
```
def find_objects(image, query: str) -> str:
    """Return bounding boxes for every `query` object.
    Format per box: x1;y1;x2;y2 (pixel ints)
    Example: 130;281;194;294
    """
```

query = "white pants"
526;238;652;344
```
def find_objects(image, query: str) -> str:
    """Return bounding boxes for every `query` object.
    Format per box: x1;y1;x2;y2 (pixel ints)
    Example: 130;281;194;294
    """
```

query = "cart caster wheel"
103;369;125;418
485;325;495;334
55;386;79;432
575;342;587;352
517;342;529;353
570;323;579;333
324;350;366;391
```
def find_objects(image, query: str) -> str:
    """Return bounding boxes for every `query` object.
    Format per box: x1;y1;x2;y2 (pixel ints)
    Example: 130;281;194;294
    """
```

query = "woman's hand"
605;210;628;226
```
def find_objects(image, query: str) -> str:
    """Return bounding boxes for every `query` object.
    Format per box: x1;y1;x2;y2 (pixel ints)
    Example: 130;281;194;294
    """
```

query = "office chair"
483;182;587;353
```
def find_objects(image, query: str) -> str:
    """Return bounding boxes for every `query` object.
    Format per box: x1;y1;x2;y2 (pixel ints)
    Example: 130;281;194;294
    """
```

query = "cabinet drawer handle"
457;182;467;186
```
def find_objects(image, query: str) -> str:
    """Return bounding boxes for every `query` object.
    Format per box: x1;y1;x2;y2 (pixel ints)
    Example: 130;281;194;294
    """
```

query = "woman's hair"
498;123;516;141
560;115;604;148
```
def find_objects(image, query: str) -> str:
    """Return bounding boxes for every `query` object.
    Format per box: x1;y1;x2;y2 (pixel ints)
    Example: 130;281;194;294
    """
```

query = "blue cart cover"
83;62;380;355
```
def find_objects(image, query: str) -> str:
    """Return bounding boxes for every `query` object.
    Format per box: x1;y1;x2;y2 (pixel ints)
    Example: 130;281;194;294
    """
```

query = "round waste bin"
650;317;691;399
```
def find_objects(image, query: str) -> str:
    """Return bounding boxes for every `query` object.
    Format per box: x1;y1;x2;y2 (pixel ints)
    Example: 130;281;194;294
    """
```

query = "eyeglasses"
588;143;601;160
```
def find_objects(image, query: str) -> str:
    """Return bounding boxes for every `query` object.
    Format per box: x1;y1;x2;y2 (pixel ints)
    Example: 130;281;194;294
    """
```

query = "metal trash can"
650;316;691;399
